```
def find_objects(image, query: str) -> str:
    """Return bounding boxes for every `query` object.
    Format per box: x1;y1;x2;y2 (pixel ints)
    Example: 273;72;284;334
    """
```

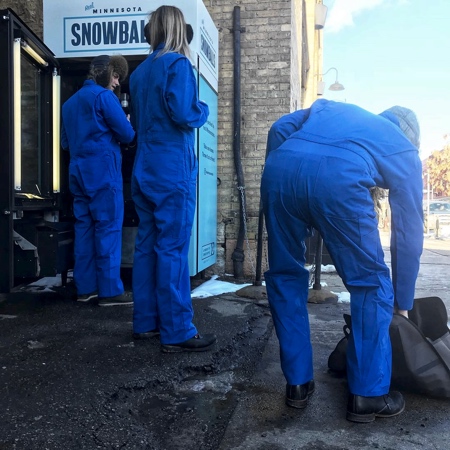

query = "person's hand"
127;114;131;122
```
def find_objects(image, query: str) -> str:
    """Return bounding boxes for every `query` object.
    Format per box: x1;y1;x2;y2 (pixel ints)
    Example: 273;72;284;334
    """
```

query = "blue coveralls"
261;99;423;396
61;80;135;297
129;45;209;344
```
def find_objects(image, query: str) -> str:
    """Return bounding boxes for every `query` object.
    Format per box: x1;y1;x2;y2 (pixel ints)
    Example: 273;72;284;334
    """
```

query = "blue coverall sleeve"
386;151;424;311
165;58;209;128
267;108;311;153
97;91;136;144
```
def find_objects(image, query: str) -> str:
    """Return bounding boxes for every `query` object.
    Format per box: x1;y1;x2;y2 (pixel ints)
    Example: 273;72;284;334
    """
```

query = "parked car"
423;201;450;233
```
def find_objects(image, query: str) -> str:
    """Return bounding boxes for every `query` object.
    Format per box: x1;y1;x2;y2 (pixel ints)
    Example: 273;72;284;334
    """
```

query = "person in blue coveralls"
61;55;135;306
129;5;216;352
260;99;423;423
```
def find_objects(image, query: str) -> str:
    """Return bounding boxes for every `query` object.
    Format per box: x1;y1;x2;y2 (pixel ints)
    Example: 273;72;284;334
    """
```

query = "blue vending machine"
43;0;219;276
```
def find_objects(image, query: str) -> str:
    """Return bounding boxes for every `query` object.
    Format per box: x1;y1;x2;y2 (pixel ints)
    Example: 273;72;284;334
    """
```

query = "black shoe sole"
77;294;98;302
161;342;216;353
346;402;405;423
161;339;216;353
98;301;133;307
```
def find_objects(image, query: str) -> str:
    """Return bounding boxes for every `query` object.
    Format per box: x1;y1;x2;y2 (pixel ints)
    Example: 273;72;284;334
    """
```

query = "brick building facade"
207;0;323;278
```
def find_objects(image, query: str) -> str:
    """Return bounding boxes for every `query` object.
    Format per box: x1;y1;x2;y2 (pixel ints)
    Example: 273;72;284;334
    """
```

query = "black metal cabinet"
0;8;67;292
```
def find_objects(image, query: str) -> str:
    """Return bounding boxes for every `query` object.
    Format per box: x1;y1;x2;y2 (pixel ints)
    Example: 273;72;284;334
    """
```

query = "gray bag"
328;297;450;398
391;297;450;397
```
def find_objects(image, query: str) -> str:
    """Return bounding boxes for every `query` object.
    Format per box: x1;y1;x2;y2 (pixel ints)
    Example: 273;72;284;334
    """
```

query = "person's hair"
147;5;190;58
144;22;194;47
87;54;128;88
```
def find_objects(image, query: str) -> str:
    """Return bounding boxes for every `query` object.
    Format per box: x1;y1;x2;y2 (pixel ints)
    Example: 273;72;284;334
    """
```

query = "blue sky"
322;0;450;159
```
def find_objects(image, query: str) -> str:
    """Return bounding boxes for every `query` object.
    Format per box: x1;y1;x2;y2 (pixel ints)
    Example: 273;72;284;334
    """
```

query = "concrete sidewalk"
219;237;450;450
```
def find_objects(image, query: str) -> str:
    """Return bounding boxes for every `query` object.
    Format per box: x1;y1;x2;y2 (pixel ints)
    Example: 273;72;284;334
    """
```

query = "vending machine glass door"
18;54;43;197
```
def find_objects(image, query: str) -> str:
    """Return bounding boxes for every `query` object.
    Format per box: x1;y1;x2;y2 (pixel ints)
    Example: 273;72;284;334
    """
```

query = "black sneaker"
346;391;405;423
285;380;315;409
77;292;98;303
98;293;133;307
161;333;217;353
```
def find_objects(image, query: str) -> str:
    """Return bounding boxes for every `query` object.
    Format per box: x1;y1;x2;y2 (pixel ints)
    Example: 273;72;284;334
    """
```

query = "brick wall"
205;0;294;278
0;0;43;38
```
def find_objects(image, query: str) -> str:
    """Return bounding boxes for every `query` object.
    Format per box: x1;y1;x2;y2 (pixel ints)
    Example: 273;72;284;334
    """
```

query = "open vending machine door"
0;8;74;293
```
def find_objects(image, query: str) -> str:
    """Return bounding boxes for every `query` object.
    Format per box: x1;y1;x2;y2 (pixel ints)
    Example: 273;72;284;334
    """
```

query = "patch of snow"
191;275;251;298
334;291;350;304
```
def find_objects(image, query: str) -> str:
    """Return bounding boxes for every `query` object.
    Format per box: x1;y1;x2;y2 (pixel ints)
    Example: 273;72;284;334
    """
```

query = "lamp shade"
315;4;328;30
329;81;345;91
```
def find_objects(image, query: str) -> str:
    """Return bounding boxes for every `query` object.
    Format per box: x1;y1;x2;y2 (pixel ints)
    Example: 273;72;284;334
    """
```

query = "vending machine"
0;0;218;293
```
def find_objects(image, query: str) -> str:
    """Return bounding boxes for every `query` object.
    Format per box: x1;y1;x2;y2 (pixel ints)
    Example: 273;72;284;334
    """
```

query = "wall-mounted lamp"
21;40;48;67
317;67;345;95
13;38;22;191
315;3;328;30
52;69;61;193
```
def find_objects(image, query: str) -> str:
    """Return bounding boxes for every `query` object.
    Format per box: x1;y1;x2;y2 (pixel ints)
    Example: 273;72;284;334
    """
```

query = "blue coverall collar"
153;43;166;53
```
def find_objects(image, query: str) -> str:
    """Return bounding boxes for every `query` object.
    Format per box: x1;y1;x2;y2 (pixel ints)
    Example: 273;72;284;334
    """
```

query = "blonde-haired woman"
129;6;215;352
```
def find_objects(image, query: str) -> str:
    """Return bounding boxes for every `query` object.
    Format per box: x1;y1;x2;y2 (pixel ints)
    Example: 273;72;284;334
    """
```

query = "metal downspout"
231;6;245;279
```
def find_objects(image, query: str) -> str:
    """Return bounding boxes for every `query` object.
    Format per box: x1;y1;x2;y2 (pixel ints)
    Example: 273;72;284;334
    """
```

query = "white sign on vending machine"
43;0;218;89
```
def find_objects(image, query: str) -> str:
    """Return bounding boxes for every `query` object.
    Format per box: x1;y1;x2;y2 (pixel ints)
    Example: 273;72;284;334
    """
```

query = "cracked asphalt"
0;279;272;450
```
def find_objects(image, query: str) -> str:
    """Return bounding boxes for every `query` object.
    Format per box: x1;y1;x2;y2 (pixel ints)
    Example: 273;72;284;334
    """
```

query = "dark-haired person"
129;6;216;352
261;99;423;422
61;54;135;306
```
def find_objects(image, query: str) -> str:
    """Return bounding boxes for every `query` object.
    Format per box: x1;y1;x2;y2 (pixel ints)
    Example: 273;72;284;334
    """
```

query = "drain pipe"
231;6;246;279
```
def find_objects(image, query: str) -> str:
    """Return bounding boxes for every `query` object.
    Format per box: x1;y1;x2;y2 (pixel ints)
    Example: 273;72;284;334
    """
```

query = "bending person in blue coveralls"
260;99;423;423
129;5;216;352
61;55;135;306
